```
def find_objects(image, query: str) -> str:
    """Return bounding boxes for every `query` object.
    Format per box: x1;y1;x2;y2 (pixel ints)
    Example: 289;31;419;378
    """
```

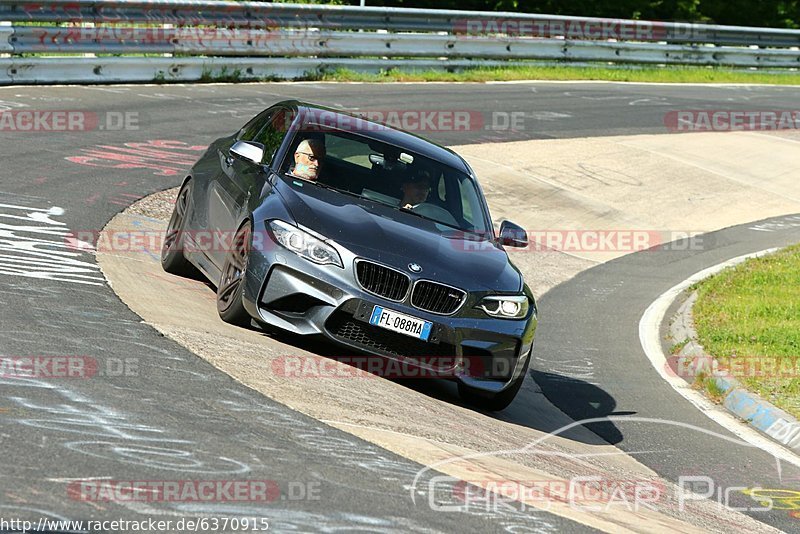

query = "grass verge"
693;372;729;403
311;65;800;85
693;244;800;418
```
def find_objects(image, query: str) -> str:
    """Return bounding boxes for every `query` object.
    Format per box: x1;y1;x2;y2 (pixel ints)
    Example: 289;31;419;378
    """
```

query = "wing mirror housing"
230;140;265;165
499;220;528;248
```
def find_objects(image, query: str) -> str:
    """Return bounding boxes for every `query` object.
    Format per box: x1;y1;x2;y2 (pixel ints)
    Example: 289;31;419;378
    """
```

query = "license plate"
369;305;432;341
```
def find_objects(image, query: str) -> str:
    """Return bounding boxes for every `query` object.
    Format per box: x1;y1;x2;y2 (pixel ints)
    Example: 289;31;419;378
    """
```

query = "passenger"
399;171;433;209
289;139;326;181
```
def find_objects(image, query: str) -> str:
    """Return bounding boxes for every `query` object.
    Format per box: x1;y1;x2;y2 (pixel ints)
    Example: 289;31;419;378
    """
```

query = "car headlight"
478;295;529;319
267;220;343;268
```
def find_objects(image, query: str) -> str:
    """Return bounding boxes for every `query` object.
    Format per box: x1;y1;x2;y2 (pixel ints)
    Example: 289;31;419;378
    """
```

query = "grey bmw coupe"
161;101;537;410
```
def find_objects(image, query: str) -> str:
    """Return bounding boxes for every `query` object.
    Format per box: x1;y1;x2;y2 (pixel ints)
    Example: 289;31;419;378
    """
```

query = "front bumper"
241;235;537;394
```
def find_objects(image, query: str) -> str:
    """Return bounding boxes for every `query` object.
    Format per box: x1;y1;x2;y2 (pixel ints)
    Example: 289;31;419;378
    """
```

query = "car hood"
274;178;522;293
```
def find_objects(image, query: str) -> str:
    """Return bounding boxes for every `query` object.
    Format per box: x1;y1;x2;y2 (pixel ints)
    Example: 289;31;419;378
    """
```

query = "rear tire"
216;221;253;327
161;180;196;276
458;355;530;412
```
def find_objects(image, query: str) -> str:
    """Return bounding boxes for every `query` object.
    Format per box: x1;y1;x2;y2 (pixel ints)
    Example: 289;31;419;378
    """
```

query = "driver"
288;138;326;181
399;171;432;209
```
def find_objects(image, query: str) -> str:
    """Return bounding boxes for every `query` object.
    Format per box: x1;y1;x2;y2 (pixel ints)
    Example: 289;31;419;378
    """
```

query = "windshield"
280;126;491;234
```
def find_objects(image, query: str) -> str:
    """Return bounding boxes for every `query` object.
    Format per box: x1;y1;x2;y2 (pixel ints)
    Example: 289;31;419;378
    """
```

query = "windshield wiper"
394;205;470;234
396;205;424;217
311;181;407;210
308;180;364;201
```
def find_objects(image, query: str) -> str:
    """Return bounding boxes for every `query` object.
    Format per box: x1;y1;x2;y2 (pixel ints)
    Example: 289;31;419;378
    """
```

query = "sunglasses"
298;152;322;164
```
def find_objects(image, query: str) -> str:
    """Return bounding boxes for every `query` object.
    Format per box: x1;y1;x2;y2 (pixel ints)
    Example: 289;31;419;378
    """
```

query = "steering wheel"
410;203;459;227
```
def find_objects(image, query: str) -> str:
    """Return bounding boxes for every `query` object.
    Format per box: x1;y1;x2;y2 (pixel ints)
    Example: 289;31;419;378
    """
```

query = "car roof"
277;100;472;174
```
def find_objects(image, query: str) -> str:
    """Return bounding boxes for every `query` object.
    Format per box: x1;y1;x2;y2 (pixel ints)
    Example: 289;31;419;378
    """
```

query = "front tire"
216;221;253;327
161;180;195;276
458;355;530;412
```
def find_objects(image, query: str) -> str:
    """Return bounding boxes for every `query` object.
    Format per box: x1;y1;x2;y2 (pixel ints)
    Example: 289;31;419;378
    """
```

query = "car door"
207;107;289;268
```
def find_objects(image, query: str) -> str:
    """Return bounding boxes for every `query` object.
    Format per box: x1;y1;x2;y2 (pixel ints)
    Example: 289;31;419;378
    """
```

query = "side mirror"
499;220;528;248
230;141;265;165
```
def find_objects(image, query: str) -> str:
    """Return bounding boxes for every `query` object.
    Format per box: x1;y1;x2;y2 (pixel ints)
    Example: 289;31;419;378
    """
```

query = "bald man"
289;138;326;181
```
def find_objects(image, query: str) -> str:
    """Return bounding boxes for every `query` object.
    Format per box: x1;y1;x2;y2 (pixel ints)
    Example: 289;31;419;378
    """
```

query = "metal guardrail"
1;0;799;84
7;26;800;69
2;0;800;47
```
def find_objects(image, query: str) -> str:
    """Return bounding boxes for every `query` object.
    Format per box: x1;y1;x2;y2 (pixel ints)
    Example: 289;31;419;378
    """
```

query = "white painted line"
638;247;800;471
48;476;112;482
486;80;800;88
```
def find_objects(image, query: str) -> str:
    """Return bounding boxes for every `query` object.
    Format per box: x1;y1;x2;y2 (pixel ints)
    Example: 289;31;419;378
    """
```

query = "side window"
238;109;273;142
325;135;371;168
459;182;474;225
435;174;445;202
253;108;292;165
456;176;486;230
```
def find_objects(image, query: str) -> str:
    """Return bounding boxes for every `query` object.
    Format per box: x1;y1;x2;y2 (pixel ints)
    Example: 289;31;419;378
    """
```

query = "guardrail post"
0;21;13;54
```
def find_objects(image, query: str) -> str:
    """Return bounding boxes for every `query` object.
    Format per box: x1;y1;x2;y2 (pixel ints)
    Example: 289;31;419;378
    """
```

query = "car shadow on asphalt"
399;374;622;447
528;370;626;446
252;324;623;447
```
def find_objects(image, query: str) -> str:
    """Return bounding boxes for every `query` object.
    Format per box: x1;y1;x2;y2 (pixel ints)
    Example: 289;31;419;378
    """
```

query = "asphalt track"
1;82;800;532
535;215;800;532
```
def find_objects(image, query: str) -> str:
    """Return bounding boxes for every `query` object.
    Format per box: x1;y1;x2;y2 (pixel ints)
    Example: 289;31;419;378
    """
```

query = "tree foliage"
356;0;799;28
